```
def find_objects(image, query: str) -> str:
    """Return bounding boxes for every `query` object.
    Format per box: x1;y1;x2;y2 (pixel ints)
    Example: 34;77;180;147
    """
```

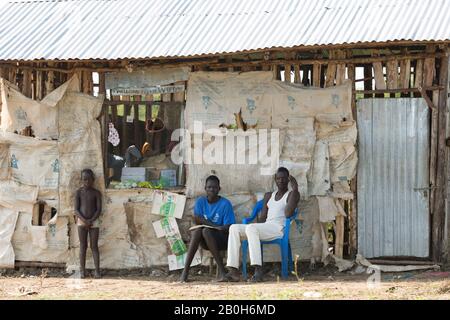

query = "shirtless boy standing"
74;169;102;278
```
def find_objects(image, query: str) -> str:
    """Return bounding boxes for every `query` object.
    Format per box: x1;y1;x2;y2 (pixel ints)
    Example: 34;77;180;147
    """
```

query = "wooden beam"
432;52;449;262
2;51;446;73
15;261;66;268
356;86;443;95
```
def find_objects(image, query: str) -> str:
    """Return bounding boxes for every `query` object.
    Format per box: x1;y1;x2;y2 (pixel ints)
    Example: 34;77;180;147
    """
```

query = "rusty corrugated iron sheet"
0;0;449;61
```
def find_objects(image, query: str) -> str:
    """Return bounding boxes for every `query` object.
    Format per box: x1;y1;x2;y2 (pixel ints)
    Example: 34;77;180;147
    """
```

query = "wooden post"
82;71;93;95
272;65;280;80
133;98;141;151
325;51;337;87
363;64;373;98
22;69;32;97
335;50;346;85
386;59;398;94
294;64;301;84
432;52;448;262
312;64;321;87
373;61;386;90
348;60;358;257
227;57;234;72
425;47;437;219
121;96;130;155
99;72;108;186
145;94;153;144
399;59;411;89
301;65;310;86
45;67;55;96
335;214;345;259
35;67;43;100
8;68;16;85
284;64;291;83
414;59;424;97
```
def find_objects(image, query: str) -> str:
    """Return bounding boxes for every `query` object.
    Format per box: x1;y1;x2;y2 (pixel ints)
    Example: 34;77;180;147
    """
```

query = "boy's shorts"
75;216;101;228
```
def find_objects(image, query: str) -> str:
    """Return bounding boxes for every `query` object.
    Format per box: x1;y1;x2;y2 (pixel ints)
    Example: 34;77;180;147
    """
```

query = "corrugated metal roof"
0;0;449;61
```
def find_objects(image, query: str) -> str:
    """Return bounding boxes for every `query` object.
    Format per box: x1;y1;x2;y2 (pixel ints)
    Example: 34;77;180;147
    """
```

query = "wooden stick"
417;86;437;110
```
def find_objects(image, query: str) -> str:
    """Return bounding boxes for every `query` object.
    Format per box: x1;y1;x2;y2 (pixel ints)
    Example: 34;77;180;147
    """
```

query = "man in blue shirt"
180;175;235;282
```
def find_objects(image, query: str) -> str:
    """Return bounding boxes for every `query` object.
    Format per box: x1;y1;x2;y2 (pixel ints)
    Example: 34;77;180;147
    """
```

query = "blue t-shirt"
194;196;235;226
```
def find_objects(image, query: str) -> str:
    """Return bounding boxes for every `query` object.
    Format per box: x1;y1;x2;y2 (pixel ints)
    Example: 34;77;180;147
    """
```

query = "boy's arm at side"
87;190;102;223
74;190;89;224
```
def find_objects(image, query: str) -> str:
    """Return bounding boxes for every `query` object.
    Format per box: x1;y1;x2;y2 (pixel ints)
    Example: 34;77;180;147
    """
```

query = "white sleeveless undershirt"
266;190;290;226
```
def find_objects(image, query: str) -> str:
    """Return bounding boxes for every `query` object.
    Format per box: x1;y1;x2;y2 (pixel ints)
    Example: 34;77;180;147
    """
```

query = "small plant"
291;254;303;282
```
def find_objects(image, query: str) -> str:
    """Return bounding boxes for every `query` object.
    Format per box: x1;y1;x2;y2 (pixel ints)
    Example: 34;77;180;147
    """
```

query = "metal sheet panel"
357;98;430;258
0;0;449;61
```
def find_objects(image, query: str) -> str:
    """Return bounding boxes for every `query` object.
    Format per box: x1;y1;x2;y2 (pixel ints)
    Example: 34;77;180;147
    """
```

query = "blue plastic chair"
241;199;299;280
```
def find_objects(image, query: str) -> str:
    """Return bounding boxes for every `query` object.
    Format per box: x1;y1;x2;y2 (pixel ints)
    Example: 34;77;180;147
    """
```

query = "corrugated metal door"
357;98;430;258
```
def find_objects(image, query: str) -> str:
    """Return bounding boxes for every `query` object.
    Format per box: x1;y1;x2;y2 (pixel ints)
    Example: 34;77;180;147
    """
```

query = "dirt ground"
1;265;449;300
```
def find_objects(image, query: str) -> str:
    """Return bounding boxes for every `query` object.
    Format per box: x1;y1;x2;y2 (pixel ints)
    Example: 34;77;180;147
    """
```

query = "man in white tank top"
225;167;300;282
